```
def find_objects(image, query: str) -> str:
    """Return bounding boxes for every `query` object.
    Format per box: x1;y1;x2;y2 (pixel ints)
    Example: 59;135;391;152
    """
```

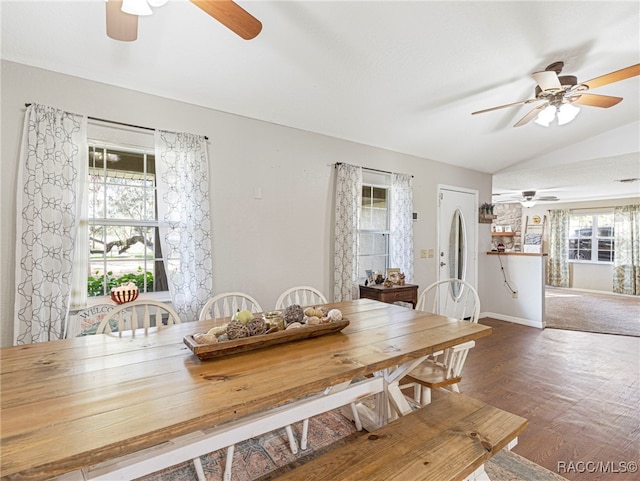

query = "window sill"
569;260;614;265
70;291;172;314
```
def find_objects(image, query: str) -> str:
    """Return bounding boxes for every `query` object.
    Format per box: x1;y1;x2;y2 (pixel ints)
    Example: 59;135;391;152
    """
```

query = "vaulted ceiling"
2;1;639;203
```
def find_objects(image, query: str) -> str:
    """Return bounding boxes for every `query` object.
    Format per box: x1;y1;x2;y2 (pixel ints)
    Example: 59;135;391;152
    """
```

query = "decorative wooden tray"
184;319;350;361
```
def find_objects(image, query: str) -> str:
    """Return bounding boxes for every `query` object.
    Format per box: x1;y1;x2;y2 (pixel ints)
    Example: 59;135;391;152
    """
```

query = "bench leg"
192;457;206;481
223;445;234;481
300;419;309;450
285;425;299;454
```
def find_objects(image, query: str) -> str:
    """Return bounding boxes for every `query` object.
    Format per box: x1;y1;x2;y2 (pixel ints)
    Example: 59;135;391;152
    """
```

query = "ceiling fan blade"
513;102;548;127
582;63;640;90
569;93;623;108
106;0;138;41
532;70;562;92
471;98;538;115
190;0;262;40
537;196;559;201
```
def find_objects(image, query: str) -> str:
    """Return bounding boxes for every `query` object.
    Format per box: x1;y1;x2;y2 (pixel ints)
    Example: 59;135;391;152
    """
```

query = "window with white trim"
568;212;614;263
87;144;168;296
358;171;391;281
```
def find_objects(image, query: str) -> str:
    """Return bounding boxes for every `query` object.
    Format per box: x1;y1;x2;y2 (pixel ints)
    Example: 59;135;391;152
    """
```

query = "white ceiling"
2;0;639;203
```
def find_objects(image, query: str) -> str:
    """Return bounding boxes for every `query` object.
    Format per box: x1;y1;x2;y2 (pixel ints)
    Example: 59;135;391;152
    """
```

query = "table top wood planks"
1;299;491;480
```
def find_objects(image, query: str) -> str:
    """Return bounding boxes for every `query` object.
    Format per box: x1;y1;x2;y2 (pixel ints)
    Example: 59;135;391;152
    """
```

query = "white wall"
520;197;639;293
0;61;492;346
482;254;546;328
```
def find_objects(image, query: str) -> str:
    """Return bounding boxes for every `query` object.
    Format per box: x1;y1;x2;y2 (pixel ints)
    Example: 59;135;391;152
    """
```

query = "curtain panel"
14;104;87;344
547;209;570;287
155;131;213;322
390;173;414;282
613;205;640;295
334;163;362;301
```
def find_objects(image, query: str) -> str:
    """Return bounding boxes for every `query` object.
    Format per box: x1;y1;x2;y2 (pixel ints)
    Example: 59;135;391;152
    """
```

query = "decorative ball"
327;309;343;322
193;332;218;344
227;319;250;340
207;325;228;336
304;307;324;318
246;317;267;336
306;316;322;325
283;304;304;324
285;322;303;330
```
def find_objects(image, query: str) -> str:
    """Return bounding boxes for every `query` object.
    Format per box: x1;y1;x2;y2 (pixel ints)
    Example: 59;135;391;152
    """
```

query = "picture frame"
386;268;401;282
365;269;374;283
495;225;504;232
505;225;512;232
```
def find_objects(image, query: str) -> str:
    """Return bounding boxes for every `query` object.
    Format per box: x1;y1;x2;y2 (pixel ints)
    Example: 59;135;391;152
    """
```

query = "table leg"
352;356;427;431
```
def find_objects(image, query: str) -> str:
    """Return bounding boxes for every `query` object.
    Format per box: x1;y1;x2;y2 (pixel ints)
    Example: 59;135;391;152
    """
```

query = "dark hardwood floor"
459;318;639;481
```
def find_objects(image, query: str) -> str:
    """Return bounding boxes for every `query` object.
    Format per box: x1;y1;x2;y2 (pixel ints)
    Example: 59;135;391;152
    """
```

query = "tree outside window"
87;145;168;296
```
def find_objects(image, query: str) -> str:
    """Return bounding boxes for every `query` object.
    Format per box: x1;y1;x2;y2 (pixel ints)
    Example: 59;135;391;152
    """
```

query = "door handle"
440;261;446;267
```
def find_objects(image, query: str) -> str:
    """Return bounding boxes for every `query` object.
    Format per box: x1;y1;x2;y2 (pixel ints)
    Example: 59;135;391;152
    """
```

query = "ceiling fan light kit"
106;0;262;42
121;0;154;16
535;102;580;127
471;62;640;127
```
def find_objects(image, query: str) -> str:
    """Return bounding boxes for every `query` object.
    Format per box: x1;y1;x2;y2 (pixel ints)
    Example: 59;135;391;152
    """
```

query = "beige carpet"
545;287;640;337
138;409;567;481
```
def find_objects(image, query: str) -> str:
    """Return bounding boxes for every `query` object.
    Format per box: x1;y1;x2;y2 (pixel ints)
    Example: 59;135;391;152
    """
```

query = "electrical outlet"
420;249;427;259
512;291;518;298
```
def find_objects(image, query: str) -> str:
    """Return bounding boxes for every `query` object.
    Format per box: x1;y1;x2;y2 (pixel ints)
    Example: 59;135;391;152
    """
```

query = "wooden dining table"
1;299;491;481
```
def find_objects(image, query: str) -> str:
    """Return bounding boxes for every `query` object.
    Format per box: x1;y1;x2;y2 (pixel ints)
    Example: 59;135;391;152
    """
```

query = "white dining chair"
196;292;263;480
199;292;263;321
401;278;480;406
274;285;363;453
95;300;181;336
275;286;327;310
94;300;209;478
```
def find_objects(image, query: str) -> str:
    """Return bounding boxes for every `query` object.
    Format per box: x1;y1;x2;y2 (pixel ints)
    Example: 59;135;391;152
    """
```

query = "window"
87;144;167;296
358;177;390;281
569;212;614;263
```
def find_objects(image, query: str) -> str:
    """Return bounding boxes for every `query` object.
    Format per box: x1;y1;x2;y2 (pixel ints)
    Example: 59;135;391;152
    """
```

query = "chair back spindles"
275;286;327;310
96;300;181;337
199;292;263;321
417;279;479;323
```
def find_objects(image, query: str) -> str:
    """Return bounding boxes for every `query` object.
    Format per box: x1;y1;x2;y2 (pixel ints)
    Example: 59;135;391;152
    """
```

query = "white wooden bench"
275;392;528;481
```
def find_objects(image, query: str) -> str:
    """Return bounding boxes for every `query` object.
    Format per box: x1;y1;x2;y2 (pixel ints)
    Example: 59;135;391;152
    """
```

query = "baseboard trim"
480;312;543;329
546;286;638;299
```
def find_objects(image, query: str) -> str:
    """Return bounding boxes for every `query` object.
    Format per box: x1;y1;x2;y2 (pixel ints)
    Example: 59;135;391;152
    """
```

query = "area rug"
137;410;567;481
545;287;640;337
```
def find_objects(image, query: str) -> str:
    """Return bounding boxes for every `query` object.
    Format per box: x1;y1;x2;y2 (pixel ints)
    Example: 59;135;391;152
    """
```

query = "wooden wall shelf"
492;232;516;237
479;213;497;224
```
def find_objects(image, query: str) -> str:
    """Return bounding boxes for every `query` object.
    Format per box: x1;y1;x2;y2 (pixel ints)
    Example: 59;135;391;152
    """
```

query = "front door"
438;186;478;291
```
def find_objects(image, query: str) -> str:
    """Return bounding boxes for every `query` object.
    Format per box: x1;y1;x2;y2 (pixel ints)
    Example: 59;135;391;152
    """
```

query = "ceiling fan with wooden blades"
472;61;640;127
106;0;262;42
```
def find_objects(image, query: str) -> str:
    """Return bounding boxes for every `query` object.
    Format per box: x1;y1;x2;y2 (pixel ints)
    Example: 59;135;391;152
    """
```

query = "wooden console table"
359;283;419;308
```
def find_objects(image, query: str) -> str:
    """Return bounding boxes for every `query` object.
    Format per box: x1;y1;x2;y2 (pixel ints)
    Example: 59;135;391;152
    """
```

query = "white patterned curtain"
14;104;87;344
547;209;570;287
155;131;213;322
390;173;414;282
334;163;362;301
613;205;640;295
